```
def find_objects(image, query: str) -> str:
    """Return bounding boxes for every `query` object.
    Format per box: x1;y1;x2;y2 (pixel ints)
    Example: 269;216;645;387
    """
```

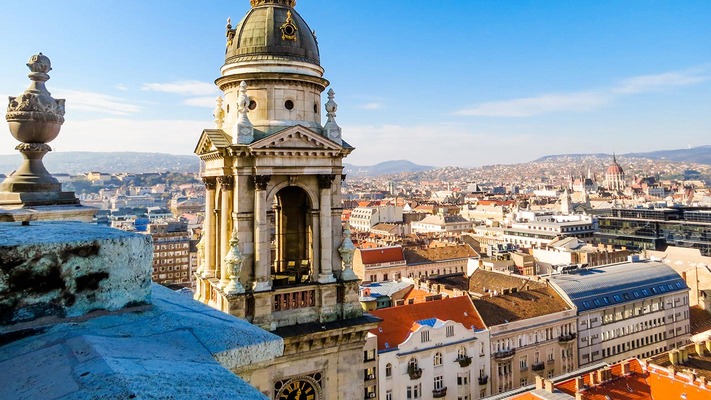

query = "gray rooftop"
549;261;688;312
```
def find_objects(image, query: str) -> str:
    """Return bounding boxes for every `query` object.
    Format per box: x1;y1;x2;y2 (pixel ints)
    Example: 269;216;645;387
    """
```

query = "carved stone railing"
559;332;577;343
407;366;423;380
456;355;472;367
493;348;516;360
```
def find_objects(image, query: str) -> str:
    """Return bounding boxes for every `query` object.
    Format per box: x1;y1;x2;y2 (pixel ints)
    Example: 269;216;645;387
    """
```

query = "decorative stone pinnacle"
323;88;342;144
233;81;254;144
339;221;358;281
223;229;245;294
213;96;225;129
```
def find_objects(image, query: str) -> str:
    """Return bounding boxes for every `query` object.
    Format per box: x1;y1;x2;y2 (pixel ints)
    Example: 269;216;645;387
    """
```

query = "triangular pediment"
194;129;232;155
250;125;342;151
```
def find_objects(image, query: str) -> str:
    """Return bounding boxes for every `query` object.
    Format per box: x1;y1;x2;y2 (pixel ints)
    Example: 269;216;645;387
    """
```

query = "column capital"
254;175;271;191
202;176;217;190
217;175;234;190
317;174;336;189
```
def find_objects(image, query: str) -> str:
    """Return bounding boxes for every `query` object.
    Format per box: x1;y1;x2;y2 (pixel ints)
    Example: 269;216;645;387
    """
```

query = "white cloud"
358;102;384;110
141;80;218;96
184;96;219;108
51;118;208;154
613;69;709;94
114;84;129;91
53;89;140;116
455;66;710;118
342;123;540;167
454;92;609;117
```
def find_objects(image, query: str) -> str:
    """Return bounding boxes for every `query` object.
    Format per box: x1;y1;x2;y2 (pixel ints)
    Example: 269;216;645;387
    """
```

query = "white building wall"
378;321;490;400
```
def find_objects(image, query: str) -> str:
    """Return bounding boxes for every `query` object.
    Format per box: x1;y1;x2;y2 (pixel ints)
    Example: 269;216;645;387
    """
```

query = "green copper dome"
225;0;320;66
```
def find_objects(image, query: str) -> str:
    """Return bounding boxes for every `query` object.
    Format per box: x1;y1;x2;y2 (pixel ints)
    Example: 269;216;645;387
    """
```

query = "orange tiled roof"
556;359;651;400
402;287;433;304
368;296;485;351
359;246;405;265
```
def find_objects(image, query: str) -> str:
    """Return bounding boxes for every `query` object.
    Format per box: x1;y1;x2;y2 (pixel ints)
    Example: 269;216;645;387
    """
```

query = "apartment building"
549;260;691;367
370;296;491;400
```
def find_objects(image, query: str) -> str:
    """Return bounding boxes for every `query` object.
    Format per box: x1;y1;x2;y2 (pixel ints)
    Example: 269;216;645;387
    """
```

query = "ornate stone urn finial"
0;53;79;206
338;221;358;281
323;88;342;145
223;229;245;294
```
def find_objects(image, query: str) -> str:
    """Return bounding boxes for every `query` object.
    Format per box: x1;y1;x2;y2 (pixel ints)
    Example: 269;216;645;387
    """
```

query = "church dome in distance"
607;155;624;175
226;0;320;66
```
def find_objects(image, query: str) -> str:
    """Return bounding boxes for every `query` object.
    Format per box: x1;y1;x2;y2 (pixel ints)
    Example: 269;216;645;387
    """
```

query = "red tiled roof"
368;296;485;351
359;246;405;265
555;359;651;400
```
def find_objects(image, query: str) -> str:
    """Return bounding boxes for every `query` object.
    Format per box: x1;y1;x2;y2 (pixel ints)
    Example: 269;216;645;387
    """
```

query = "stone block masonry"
0;222;152;327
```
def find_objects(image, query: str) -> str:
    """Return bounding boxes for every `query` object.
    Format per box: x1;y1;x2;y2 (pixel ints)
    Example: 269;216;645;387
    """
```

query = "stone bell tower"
193;1;377;399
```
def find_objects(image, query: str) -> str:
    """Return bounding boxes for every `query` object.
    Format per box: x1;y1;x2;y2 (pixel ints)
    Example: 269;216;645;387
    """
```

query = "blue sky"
1;1;710;167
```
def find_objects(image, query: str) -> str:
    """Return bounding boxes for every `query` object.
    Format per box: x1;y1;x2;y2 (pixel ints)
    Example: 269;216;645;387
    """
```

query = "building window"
406;383;421;399
421;330;430;342
408;358;419;371
386;363;392;377
434;375;444;390
434;352;442;366
446;325;455;337
386;391;392;400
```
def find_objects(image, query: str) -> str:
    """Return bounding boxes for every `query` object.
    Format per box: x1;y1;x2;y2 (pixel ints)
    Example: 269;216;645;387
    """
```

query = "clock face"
277;379;317;400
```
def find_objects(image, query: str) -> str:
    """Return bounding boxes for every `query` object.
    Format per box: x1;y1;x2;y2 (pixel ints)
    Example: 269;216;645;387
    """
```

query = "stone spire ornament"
213;96;225;129
195;224;206;276
233;81;254;144
323;88;342;145
223;229;245;294
0;53;91;219
338;221;358;281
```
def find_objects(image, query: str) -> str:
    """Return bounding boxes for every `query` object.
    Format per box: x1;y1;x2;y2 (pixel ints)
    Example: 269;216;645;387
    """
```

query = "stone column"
253;175;272;292
318;174;336;283
218;175;234;288
202;177;217;278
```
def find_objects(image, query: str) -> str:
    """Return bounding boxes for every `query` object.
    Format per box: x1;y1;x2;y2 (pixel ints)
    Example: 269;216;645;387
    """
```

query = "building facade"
549;260;691;367
370;296;491;400
146;221;191;286
193;2;377;399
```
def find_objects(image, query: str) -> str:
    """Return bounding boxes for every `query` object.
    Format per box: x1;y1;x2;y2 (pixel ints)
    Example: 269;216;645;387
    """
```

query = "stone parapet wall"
0;221;152;327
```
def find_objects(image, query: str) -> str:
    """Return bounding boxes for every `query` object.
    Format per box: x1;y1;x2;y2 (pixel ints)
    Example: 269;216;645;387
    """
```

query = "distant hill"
344;160;434;177
534;146;711;165
0;152;199;175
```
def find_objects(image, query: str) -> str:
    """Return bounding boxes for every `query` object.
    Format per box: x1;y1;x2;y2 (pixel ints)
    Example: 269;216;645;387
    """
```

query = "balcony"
364;373;376;381
531;362;545;372
559;332;577;343
364;393;376;399
478;375;489;385
456;355;472;367
407;365;423;380
432;387;447;398
493;348;516;361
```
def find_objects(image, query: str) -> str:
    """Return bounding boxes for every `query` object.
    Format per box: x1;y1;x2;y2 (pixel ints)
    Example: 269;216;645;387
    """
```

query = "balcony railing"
478;375;489;385
493;348;516;360
456;355;472;367
532;362;545;372
559;332;577;343
432;387;447;398
364;373;376;381
407;366;423;380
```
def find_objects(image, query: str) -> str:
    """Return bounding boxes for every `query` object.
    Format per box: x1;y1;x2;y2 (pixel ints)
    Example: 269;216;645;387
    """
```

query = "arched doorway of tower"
270;185;314;287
